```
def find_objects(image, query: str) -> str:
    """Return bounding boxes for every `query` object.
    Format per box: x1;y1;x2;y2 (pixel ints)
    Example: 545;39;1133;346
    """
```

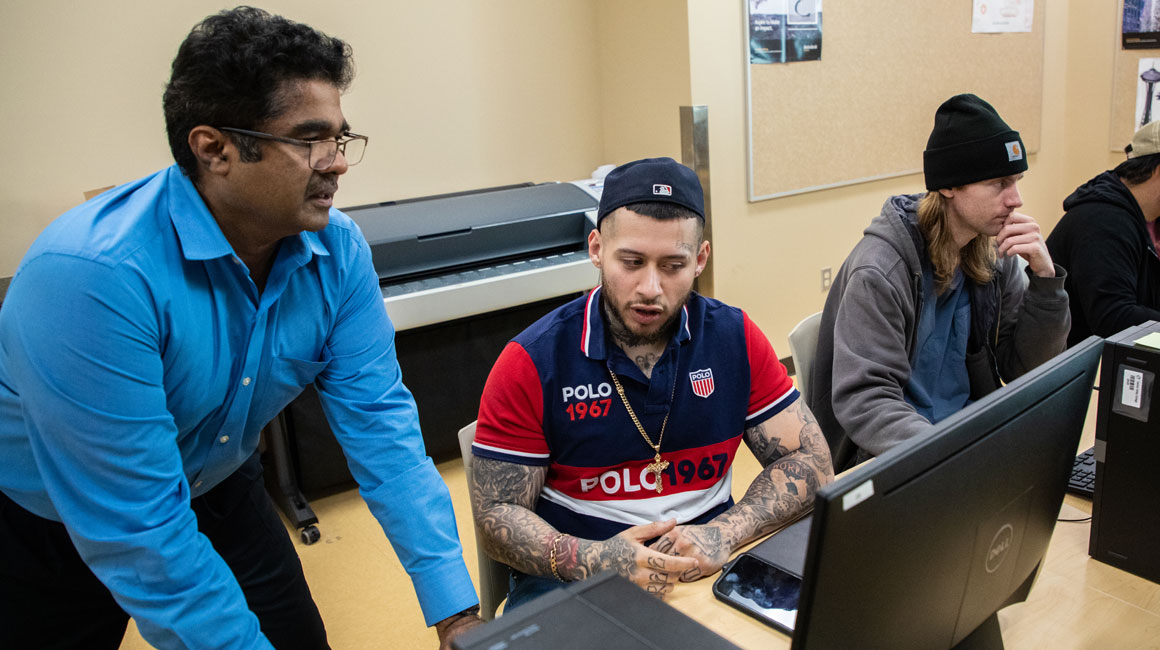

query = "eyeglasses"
218;127;368;170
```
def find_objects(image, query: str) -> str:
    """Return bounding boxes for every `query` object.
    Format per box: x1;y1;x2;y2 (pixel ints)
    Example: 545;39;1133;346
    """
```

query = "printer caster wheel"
300;525;321;545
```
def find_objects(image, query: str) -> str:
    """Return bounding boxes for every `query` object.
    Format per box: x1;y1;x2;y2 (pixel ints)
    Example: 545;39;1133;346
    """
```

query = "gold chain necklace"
606;363;677;494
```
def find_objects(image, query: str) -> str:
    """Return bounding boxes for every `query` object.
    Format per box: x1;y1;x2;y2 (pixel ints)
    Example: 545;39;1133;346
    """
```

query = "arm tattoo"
472;457;651;584
713;400;835;548
470;456;558;576
744;421;792;466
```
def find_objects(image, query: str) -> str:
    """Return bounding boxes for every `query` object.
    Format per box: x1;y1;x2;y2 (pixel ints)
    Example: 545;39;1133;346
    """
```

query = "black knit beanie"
923;94;1027;190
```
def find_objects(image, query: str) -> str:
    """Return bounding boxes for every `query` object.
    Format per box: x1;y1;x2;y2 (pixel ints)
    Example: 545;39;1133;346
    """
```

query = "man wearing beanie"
809;94;1070;470
470;157;833;608
1046;120;1160;346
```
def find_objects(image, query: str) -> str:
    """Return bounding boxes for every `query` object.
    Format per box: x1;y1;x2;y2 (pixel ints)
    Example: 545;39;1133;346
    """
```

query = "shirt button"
219;436;230;444
194;480;203;488
242;377;251;386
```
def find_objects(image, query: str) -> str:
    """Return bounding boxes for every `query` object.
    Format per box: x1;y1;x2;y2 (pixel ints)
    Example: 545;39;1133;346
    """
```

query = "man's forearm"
474;500;561;577
711;450;828;549
471;457;673;584
714;404;835;550
475;501;644;583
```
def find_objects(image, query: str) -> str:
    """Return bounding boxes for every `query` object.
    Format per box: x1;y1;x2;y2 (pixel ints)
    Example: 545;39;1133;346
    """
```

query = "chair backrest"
458;421;510;620
788;311;824;405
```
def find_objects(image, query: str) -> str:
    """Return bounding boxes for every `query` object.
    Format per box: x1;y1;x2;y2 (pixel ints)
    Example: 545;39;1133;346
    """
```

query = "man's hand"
573;519;699;599
435;607;484;650
997;212;1055;278
649;523;732;582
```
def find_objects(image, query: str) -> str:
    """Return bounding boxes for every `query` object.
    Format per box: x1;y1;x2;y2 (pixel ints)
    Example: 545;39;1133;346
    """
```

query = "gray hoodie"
807;194;1070;469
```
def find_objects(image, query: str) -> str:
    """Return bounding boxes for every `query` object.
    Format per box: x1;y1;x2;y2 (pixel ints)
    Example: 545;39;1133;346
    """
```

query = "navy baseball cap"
596;157;705;226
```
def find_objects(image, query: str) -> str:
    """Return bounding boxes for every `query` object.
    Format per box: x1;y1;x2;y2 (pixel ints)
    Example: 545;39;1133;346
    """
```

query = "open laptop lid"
452;572;742;650
744;516;813;577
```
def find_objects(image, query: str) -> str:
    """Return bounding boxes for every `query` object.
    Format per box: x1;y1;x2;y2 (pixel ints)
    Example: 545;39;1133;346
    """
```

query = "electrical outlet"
821;267;832;292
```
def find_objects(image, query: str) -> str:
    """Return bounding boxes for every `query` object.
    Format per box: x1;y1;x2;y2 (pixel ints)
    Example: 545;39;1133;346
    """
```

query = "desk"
664;393;1160;649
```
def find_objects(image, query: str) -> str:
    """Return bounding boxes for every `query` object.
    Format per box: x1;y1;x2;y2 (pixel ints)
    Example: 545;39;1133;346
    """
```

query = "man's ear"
188;126;232;176
694;240;710;277
937;187;955;199
588;228;603;269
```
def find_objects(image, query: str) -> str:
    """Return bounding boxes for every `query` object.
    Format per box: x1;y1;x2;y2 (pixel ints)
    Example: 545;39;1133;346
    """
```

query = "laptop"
451;571;742;650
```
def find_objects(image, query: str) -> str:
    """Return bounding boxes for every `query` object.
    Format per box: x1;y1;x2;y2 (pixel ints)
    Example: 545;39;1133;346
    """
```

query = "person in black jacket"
1046;121;1160;346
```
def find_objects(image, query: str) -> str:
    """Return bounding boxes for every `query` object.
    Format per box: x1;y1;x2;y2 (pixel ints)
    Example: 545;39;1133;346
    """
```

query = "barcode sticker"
842;479;875;511
1123;369;1144;409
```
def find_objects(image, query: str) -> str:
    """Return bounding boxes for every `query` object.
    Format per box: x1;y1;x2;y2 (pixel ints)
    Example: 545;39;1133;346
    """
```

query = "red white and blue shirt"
473;287;798;540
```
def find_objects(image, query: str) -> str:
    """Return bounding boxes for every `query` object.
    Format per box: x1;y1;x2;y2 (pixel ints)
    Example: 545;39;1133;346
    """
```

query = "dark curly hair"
162;6;354;179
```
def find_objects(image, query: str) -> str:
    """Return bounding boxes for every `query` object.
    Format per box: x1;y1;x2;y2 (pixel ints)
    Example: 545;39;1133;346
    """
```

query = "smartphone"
712;553;802;635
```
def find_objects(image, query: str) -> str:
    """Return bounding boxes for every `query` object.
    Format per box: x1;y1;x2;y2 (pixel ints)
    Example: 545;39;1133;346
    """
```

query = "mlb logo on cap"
596;157;705;226
689;368;714;398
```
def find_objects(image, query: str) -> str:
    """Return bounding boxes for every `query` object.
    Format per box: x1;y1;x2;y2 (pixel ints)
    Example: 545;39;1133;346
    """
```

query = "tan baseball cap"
1128;120;1160;158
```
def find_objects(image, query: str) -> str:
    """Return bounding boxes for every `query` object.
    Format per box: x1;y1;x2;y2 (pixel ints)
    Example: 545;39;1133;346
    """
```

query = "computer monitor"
792;335;1102;650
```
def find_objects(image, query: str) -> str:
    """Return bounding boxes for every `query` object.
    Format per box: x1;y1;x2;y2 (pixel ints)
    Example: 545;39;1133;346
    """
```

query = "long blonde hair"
917;191;995;294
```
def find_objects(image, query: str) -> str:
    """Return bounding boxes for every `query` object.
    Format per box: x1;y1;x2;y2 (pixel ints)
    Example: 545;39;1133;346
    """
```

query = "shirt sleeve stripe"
471;441;550;459
746;386;799;421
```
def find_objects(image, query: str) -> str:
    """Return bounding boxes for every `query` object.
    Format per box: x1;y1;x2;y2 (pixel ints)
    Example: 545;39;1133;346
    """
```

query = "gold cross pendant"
646;454;670;494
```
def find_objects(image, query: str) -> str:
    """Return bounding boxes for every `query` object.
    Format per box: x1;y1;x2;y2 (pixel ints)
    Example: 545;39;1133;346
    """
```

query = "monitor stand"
952;613;1003;650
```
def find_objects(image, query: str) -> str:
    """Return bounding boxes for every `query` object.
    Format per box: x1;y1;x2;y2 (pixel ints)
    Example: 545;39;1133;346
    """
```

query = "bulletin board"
1110;2;1160;152
745;1;1046;201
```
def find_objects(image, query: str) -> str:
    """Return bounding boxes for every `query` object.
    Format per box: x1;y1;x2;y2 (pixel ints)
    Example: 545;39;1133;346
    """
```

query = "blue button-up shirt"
0;165;476;649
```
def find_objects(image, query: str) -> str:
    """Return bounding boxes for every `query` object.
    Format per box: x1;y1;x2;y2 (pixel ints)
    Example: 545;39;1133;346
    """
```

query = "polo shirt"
473;287;797;540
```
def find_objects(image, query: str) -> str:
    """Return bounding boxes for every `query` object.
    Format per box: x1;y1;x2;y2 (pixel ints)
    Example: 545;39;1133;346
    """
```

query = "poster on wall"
748;0;822;64
971;0;1033;34
1124;1;1160;49
1136;58;1160;130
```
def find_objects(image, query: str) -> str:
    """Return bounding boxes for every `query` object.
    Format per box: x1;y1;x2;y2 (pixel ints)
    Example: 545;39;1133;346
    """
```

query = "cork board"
1110;1;1160;152
745;1;1045;201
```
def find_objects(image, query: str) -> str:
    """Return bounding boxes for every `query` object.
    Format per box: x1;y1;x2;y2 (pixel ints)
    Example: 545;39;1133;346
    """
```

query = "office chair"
457;421;510;620
787;311;823;405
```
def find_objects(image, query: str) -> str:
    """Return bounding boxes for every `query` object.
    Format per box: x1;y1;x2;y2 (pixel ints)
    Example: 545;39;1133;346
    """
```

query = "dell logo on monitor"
985;524;1014;573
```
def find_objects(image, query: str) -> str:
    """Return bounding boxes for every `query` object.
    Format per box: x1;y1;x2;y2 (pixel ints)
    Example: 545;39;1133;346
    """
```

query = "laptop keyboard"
1067;447;1096;498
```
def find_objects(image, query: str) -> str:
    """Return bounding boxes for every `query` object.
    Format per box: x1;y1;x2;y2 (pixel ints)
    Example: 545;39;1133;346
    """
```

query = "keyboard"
1067;447;1096;498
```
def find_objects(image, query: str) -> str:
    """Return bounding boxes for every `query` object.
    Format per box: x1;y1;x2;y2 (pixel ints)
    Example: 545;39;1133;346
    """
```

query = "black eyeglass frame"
217;127;368;169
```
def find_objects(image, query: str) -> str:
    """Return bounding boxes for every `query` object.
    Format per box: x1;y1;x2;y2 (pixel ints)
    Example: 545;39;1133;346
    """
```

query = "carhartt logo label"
1005;141;1023;162
653;184;672;196
689;368;714;398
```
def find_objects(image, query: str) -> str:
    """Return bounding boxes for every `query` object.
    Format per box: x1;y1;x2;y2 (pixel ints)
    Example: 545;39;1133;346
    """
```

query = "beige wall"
0;0;608;276
1;1;1133;356
595;0;691;165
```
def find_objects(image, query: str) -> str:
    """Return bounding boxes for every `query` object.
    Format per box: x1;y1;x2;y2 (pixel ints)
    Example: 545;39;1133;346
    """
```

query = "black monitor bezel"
791;336;1102;649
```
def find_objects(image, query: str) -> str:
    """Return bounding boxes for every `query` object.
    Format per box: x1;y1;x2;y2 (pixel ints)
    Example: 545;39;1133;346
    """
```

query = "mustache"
307;174;338;196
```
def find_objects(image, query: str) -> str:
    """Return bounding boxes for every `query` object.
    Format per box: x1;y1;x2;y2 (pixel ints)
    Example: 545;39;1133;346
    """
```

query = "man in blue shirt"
0;8;480;649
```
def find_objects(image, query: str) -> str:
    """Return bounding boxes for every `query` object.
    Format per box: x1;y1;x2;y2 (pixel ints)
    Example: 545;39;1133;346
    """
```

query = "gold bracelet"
549;533;568;582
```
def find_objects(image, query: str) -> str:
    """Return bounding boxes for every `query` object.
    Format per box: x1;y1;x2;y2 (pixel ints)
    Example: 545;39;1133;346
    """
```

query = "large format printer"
266;180;603;541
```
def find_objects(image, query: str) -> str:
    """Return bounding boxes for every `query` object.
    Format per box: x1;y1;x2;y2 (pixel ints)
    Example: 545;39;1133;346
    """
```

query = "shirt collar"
165;164;330;263
579;286;693;360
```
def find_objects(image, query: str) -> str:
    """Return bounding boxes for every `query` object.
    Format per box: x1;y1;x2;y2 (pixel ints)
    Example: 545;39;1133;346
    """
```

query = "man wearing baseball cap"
1046;120;1160;346
810;94;1070;470
469;157;833;608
